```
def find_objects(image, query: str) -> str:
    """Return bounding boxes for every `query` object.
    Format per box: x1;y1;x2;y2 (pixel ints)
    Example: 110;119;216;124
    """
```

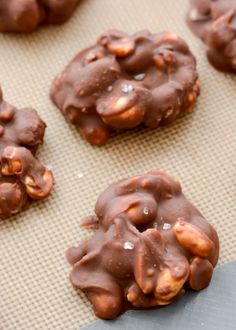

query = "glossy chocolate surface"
187;0;236;72
0;87;53;217
0;0;80;32
51;30;200;145
67;170;219;319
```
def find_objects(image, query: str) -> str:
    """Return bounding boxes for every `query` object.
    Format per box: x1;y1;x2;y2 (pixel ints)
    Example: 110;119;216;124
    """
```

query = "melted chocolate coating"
67;170;219;319
187;0;236;72
0;0;80;33
0;87;53;217
51;30;200;145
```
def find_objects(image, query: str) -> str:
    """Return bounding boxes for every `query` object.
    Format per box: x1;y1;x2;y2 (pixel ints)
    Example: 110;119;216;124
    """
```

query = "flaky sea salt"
163;223;171;230
123;241;134;250
134;73;146;81
122;84;133;93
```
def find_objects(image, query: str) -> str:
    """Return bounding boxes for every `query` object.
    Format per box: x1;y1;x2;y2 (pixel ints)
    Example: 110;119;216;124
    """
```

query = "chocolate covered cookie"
187;0;236;72
0;0;80;33
51;30;200;145
0;87;53;217
67;170;219;319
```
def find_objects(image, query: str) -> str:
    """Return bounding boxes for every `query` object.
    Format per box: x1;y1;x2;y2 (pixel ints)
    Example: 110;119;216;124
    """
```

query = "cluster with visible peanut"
187;0;236;72
51;30;200;145
0;0;80;33
0;87;53;217
67;170;219;319
205;9;236;72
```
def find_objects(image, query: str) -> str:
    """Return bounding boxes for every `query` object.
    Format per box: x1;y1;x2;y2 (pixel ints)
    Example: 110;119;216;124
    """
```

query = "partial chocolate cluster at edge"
187;0;236;73
0;87;53;217
0;0;80;33
51;30;200;145
67;170;219;319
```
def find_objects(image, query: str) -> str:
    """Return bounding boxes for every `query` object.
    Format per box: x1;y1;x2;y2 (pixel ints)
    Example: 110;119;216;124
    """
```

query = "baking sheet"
0;0;236;329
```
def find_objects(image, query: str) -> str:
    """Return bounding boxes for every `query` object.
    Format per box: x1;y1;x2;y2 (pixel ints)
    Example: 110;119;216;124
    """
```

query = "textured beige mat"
0;0;236;329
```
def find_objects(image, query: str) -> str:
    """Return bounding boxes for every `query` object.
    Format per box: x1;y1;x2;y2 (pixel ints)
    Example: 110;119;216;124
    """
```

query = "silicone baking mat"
0;0;235;329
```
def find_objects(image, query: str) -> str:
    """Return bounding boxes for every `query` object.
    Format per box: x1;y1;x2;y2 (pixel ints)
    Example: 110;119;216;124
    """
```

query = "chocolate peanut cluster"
51;30;200;145
0;87;53;217
67;170;219;319
187;0;236;72
0;0;80;33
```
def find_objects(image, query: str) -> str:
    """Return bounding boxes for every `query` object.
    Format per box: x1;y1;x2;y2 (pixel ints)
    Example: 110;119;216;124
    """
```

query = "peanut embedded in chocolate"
0;0;80;33
187;0;236;73
66;170;219;319
51;30;200;145
0;87;53;217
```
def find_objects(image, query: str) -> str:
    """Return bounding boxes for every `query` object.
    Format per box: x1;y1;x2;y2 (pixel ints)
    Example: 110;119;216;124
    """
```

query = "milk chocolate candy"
0;87;53;217
187;0;236;72
0;0;80;33
66;170;219;319
51;30;200;145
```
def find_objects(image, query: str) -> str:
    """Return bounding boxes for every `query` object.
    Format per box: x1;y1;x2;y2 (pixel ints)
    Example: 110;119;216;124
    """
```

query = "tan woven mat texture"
0;0;236;329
